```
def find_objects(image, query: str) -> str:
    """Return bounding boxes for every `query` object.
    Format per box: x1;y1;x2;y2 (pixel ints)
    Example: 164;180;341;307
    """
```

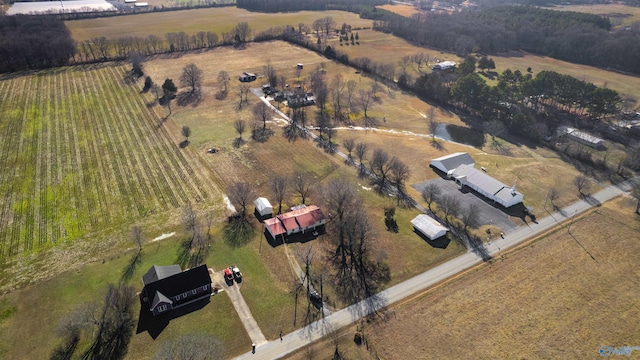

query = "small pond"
435;124;485;148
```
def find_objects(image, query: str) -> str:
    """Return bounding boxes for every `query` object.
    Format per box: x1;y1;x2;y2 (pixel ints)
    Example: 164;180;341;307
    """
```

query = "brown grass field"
545;4;640;28
140;40;469;272
285;197;640;360
376;4;422;17
66;8;373;42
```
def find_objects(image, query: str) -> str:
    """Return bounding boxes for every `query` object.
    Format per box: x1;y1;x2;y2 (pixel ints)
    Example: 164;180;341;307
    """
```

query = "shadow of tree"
223;218;255;248
176;91;202;107
233;137;245;148
215;90;228;100
120;249;142;282
251;127;274;143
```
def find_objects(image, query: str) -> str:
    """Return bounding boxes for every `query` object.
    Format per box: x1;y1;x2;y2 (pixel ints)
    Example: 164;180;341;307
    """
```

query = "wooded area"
0;15;75;73
373;6;640;75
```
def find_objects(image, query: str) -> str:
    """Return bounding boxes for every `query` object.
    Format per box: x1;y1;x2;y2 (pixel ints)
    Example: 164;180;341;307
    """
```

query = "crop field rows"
0;65;218;259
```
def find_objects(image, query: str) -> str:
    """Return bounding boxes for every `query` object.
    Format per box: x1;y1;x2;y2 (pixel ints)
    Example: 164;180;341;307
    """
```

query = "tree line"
373;6;640;75
236;0;387;13
0;15;75;73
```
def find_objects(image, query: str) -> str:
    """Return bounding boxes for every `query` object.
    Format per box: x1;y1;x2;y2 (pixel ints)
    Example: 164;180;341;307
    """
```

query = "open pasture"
376;3;422;17
0;65;220;263
286;197;640;359
66;7;373;42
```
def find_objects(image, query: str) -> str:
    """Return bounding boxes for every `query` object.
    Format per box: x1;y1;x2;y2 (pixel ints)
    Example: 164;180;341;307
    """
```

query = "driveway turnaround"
234;179;634;360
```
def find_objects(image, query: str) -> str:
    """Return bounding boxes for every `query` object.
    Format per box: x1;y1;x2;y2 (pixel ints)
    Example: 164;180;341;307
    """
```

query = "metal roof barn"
7;0;116;15
411;214;448;240
430;152;475;174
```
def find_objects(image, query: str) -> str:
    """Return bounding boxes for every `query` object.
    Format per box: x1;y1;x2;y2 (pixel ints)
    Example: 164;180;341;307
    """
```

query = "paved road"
234;178;635;360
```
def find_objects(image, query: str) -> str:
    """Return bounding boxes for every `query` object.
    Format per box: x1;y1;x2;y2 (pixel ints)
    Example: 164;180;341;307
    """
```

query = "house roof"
143;264;211;304
150;291;172;311
142;264;182;285
431;152;475;173
264;205;324;236
451;164;522;199
411;214;448;239
294;206;325;228
265;217;286;236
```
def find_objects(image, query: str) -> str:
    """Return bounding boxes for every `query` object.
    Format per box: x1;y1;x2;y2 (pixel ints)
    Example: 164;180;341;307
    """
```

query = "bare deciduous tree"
355;141;368;176
573;174;591;196
292;172;313;205
427;107;439;142
389;157;410;203
234;119;246;140
439;193;461;223
217;70;230;93
233;22;251;46
180;63;203;94
263;60;277;88
321;179;390;302
421;182;441;211
461;203;480;230
358;88;374;124
269;176;288;215
343;138;355;161
253;102;270;130
228;182;256;218
181;126;191;143
370;148;391;189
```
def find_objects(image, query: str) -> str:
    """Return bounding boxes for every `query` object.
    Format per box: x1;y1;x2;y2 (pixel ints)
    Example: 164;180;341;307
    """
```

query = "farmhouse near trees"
264;205;325;239
141;264;212;316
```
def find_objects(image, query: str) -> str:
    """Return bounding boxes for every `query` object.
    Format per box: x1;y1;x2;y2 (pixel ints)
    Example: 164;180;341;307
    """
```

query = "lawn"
66;8;373;42
285;197;640;359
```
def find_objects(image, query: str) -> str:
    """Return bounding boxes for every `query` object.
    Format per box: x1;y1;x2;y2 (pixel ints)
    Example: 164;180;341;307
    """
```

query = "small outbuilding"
430;152;475;174
239;72;257;82
432;61;456;70
411;214;448;240
557;126;604;149
297;63;304;69
254;197;273;217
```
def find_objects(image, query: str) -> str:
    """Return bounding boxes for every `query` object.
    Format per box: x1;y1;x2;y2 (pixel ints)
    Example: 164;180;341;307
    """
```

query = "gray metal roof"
431;152;475;173
451;164;522;199
142;264;182;285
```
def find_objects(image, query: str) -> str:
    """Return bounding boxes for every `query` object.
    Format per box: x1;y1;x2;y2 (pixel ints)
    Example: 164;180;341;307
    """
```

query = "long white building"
448;164;523;208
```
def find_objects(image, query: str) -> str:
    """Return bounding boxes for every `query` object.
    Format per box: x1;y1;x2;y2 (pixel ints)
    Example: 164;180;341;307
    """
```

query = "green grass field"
0;65;223;291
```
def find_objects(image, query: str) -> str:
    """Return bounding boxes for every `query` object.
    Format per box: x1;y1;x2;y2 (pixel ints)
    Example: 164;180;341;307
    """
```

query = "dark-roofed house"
264;205;325;239
448;164;523;208
141;264;212;316
430;152;475;174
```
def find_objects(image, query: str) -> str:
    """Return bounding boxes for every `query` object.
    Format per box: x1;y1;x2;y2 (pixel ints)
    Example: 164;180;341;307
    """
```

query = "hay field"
66;8;373;41
376;4;422;17
286;197;640;359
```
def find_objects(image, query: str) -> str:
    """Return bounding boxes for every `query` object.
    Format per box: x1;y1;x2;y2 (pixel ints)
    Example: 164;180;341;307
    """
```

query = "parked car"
224;267;234;282
309;290;323;309
231;265;242;280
